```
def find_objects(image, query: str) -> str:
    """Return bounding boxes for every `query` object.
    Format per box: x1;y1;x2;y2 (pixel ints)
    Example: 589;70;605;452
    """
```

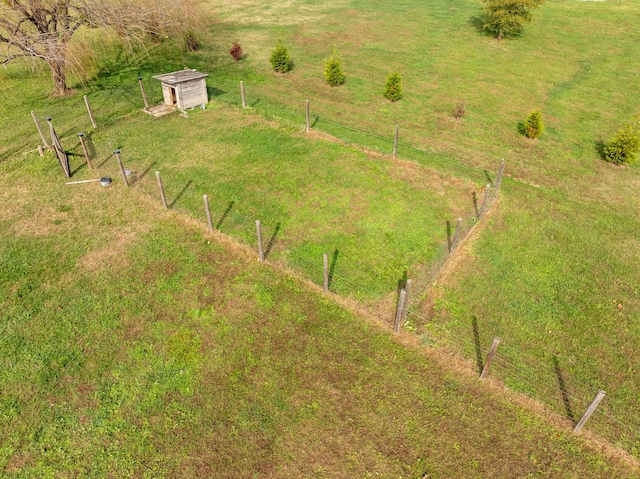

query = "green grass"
1;152;638;477
2;0;640;465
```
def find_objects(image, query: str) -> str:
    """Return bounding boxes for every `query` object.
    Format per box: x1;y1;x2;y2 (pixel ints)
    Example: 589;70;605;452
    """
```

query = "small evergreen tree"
270;40;291;73
384;72;403;102
481;0;545;40
324;49;345;86
523;110;544;139
603;120;640;165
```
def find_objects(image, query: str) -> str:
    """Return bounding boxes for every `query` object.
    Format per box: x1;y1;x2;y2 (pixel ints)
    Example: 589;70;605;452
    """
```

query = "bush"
183;29;200;52
603;120;640;165
270;40;291;73
324;49;345;86
454;102;466;118
229;42;243;61
384;72;403;102
523;110;543;139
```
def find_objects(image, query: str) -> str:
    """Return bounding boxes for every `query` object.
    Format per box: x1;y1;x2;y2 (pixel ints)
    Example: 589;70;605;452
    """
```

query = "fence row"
26;84;640;459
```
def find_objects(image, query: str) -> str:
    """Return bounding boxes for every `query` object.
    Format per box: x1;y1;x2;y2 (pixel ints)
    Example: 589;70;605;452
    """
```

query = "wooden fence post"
256;220;265;262
204;194;214;232
480;337;501;380
305;100;310;133
392;126;399;160
84;95;97;128
31;111;48;148
495;158;506;193
479;184;490;218
450;217;463;253
114;149;128;187
573;390;606;434
323;253;329;294
78;133;93;169
155;171;168;209
402;279;412;321
394;289;407;334
240;81;246;109
138;77;149;110
38;145;44;157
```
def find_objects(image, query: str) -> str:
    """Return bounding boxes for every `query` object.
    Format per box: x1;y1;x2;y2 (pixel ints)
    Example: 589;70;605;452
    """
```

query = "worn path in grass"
1;149;639;477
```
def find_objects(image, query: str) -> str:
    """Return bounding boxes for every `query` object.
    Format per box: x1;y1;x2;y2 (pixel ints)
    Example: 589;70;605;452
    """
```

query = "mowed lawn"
1;150;638;477
2;0;640;463
192;0;640;453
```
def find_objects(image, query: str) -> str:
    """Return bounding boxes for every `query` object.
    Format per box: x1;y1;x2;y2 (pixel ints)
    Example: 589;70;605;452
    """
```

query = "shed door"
169;87;177;105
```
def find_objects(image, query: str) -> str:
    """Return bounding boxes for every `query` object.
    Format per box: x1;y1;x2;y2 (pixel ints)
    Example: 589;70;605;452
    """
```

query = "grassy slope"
1;147;637;477
189;0;640;451
1;0;640;463
0;68;474;300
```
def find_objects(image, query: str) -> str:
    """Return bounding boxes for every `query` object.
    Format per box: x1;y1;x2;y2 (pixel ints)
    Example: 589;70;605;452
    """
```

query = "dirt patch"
75;210;153;272
11;205;68;237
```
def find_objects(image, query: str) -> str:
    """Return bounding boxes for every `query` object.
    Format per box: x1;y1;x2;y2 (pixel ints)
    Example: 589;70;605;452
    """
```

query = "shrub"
270;40;291;73
384;72;403;102
603;120;640;165
183;29;200;52
454;102;466;118
481;0;545;40
229;42;243;61
324;49;345;86
523;110;543;139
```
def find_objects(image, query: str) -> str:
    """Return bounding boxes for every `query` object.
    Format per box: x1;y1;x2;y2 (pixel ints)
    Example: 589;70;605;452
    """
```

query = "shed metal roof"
152;69;208;85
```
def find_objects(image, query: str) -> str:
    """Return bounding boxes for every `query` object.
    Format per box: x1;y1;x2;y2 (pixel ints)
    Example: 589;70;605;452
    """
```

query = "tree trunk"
49;58;70;96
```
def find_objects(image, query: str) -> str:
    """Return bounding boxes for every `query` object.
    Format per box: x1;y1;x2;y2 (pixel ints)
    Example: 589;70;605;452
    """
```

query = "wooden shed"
152;69;208;110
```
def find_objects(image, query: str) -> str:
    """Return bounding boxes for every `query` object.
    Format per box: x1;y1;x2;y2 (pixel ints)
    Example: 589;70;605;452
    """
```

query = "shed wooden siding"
178;78;208;109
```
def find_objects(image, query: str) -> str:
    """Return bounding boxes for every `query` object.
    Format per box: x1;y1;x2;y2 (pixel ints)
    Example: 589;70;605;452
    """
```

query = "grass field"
2;0;640;470
1;147;638;477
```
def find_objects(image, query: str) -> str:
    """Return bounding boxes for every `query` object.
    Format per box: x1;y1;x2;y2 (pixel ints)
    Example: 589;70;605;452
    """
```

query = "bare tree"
0;0;195;96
